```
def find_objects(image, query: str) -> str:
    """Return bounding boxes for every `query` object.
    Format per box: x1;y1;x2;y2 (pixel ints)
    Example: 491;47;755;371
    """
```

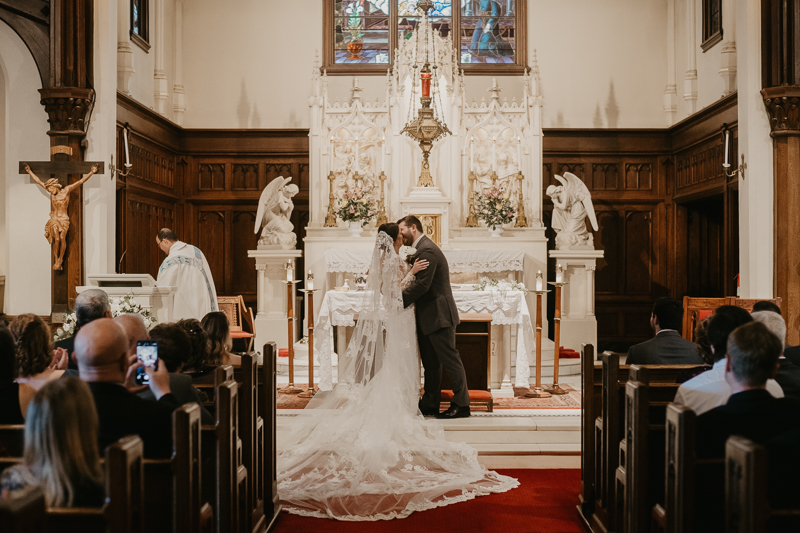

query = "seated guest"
625;297;703;365
10;314;67;390
75;318;178;458
201;312;241;366
56;289;112;369
694;322;800;532
140;322;214;425
0;324;34;423
752;300;782;315
675;306;783;414
0;377;104;506
695;321;800;458
752;310;800;401
178;318;214;376
694;316;714;364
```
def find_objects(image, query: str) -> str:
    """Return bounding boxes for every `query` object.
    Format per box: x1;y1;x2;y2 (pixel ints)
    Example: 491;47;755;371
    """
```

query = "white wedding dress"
277;232;518;521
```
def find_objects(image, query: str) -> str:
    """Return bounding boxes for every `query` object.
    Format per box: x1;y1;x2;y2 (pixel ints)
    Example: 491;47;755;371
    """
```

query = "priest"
155;228;219;321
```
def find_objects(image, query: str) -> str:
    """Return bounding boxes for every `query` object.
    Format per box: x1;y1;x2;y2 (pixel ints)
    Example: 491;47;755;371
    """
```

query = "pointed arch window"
324;1;527;74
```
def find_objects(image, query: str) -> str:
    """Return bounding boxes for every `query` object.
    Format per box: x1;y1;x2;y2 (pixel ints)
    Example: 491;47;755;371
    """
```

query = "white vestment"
157;241;218;321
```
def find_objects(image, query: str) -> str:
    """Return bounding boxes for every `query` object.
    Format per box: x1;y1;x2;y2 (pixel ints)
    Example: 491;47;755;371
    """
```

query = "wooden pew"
239;353;265;533
581;349;701;533
260;342;281;530
579;344;596;520
0;435;146;533
615;367;650;533
725;436;800;533
651;403;696;533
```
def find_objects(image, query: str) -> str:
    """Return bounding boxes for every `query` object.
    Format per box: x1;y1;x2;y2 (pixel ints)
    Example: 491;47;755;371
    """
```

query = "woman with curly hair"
0;323;35;423
10;314;67;390
0;377;104;507
200;312;241;366
177;318;214;373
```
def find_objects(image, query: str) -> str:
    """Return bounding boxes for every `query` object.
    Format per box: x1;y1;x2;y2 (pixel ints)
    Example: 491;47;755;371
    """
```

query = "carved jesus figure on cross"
23;162;99;270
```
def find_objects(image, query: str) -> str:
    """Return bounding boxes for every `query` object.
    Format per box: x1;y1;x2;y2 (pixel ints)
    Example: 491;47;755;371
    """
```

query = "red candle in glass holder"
421;72;431;97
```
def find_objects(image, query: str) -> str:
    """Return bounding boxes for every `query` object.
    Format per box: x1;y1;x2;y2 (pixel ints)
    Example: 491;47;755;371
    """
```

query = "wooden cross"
19;142;104;319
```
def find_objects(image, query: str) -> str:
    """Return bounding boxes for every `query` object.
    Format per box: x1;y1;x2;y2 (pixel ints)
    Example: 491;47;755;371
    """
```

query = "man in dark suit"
693;321;800;532
626;297;703;365
751;310;800;401
57;288;113;370
399;216;469;419
75;318;179;458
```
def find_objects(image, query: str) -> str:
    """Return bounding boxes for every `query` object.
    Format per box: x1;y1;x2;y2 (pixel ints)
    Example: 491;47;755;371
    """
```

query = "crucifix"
19;140;104;318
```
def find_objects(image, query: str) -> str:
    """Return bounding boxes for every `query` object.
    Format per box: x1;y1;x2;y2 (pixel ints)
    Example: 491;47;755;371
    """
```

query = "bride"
277;223;518;521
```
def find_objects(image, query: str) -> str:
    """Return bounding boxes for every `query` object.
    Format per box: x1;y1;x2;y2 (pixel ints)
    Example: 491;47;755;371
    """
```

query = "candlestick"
123;128;131;167
535;270;543;292
544;278;569;395
324;171;338;227
723;130;730;167
279;280;303;394
298;289;319;398
307;270;314;291
525;288;551;399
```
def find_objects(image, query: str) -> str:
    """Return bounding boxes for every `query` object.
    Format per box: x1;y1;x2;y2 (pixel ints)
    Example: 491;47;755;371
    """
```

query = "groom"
399;216;470;419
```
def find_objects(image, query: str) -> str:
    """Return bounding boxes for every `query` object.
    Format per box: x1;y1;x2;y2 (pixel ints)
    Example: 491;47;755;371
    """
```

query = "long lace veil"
296;230;399;410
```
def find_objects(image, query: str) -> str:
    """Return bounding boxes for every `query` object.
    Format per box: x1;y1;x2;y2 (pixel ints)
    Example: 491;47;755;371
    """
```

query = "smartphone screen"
136;340;158;384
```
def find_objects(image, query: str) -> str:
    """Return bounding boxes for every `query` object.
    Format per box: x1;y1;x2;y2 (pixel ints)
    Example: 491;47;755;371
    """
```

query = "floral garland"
472;276;528;294
337;185;378;226
474;186;517;230
53;294;157;342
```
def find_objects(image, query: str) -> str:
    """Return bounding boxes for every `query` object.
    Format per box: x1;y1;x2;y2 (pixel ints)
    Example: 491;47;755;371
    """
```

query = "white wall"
0;21;53;315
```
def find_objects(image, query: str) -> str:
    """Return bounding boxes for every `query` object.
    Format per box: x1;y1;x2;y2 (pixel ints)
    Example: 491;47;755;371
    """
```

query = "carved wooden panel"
675;143;725;190
559;162;586;181
591;163;619;190
624;163;652;190
232;163;259;191
595;211;620;294
265;163;293;185
231;211;258;298
543;163;553;187
625;210;653;295
123;195;177;278
128;143;175;189
197;211;225;289
199;163;226;190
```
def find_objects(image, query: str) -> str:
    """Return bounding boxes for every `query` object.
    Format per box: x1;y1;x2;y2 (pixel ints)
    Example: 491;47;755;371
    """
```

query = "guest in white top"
674;305;784;414
156;228;218;321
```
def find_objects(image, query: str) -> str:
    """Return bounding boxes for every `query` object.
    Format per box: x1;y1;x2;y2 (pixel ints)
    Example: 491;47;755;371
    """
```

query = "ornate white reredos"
307;33;544;233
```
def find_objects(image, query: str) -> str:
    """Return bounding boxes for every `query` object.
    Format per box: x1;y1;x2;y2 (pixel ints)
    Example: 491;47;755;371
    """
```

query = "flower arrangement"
472;276;528;294
474;186;517;230
53;294;157;342
337;185;378;227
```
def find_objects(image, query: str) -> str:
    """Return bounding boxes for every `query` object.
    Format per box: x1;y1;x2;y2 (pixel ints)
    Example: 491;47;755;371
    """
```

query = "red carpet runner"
272;469;585;533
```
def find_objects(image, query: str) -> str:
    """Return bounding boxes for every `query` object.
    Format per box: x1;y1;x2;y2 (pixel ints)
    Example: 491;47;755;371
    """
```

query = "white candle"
517;140;522;173
307;270;314;291
470;140;474;172
381;138;385;174
536;270;543;292
723;130;730;167
556;264;563;284
286;263;293;282
123;128;131;167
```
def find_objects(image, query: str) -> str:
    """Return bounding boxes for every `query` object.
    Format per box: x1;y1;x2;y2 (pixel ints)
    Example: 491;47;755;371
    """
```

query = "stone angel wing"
254;176;292;234
556;172;599;231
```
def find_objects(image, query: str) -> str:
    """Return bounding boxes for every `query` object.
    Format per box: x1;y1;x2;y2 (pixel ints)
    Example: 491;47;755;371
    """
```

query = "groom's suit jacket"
402;235;460;336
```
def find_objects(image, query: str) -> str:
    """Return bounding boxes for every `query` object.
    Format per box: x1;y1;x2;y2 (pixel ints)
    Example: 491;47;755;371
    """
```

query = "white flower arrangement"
472;276;528;294
53;294;157;342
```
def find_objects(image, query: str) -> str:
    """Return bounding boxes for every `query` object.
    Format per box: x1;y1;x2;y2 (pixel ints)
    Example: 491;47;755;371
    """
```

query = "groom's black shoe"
418;401;439;417
436;405;470;419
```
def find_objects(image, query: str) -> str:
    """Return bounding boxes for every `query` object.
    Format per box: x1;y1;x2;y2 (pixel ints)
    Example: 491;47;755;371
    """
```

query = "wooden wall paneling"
624;209;654;296
231;211;259;307
594;209;621;295
124;193;177;278
196;209;226;293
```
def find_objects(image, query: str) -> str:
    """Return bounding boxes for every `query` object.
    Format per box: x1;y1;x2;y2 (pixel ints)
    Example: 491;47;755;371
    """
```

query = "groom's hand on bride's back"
411;258;429;275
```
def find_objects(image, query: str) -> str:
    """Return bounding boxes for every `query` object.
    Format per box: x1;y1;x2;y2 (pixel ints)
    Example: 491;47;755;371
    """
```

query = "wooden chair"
218;295;256;352
682;296;727;341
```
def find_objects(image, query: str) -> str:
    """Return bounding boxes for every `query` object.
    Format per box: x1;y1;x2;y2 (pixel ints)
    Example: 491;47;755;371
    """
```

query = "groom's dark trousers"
402;235;470;410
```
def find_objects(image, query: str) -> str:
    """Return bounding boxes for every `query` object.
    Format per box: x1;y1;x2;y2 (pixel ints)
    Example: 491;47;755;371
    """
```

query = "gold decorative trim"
416;214;441;247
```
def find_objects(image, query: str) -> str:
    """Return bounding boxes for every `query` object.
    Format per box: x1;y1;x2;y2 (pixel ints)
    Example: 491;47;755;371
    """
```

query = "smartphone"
135;340;158;385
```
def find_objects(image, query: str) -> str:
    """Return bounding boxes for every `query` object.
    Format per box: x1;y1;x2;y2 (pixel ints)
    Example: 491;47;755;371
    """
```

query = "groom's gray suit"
402;235;469;410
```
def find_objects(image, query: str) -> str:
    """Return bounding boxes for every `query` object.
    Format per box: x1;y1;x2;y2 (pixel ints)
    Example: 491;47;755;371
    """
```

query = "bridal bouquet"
474;186;517;230
53;294;157;342
337;186;378;227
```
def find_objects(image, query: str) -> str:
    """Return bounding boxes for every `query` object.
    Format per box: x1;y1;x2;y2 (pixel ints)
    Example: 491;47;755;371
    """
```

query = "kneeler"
440;389;494;412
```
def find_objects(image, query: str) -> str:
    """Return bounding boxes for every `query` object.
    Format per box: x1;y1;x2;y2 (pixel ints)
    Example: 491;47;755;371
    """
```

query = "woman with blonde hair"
10;314;67;390
0;377;104;507
201;312;241;366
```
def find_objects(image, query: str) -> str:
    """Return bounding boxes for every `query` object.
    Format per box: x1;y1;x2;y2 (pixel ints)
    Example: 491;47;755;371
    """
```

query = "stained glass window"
701;0;722;51
130;0;149;50
325;0;524;72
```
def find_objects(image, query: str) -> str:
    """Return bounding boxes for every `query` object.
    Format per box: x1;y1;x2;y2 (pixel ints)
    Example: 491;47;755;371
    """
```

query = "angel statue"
254;176;300;249
546;172;599;250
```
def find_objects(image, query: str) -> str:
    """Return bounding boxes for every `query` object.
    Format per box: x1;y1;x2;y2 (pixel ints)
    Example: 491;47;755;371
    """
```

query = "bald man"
75;318;178;458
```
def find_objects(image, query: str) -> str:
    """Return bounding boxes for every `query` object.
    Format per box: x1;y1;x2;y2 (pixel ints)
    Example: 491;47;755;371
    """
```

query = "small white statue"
254;176;300;249
546;172;599;250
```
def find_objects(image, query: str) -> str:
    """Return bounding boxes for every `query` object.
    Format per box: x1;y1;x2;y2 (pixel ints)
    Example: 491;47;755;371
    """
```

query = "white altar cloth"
316;288;534;390
324;249;525;274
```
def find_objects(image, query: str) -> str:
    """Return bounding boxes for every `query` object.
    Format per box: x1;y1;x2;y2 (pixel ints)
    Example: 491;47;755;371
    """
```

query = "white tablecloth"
316;289;534;390
324;249;525;273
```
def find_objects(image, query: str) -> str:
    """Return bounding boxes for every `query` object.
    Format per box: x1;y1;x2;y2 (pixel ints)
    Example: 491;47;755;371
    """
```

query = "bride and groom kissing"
395;215;471;420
